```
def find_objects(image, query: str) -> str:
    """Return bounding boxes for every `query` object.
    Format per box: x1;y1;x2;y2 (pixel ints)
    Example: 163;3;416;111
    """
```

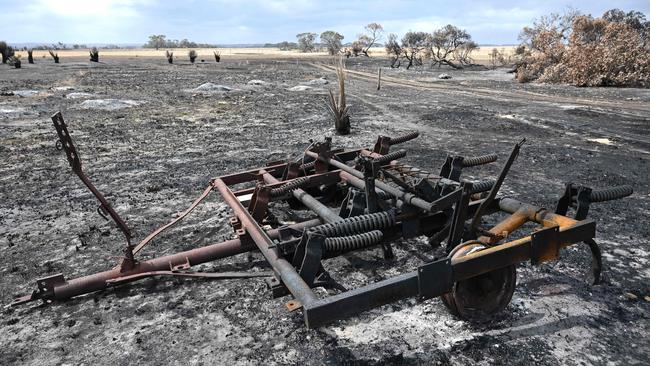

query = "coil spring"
389;131;420;145
589;185;633;202
269;176;310;197
310;210;396;237
299;160;315;171
390;131;420;145
323;230;383;252
373;149;407;165
470;180;495;194
462;154;498;167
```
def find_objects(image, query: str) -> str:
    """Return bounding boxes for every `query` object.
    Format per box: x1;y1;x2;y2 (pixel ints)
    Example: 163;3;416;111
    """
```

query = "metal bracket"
574;186;593;221
372;135;391;155
292;232;324;286
361;158;380;214
248;184;270;223
10;273;67;306
414;178;437;202
447;182;472;248
417;258;453;300
339;188;367;218
531;225;560;265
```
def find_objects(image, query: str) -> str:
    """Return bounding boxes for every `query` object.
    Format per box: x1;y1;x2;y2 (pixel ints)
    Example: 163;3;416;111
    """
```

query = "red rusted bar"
213;178;318;307
13;218;322;304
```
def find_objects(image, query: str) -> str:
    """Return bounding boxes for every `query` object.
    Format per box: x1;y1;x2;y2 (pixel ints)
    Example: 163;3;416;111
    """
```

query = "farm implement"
10;111;633;328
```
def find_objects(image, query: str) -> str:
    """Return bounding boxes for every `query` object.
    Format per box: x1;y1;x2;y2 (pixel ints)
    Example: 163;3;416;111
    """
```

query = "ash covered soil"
1;56;649;365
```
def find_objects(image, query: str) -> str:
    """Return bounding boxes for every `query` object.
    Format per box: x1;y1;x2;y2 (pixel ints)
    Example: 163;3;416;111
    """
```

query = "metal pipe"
307;151;436;212
261;170;343;224
498;198;577;227
38;218;322;301
477;210;529;245
213;178;318;306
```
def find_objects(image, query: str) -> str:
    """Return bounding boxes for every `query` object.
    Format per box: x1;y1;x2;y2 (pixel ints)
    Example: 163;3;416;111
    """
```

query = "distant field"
16;45;518;63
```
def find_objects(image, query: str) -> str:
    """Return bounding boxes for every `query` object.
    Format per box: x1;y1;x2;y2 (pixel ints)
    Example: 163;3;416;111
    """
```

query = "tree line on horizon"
144;35;218;49
2;8;647;87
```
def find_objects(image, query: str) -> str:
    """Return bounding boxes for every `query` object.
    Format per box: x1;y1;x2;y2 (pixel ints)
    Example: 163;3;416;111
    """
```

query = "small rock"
624;292;638;300
308;77;328;85
13;90;41;97
192;83;232;92
52;86;75;91
644;296;650;302
288;85;311;92
438;74;452;79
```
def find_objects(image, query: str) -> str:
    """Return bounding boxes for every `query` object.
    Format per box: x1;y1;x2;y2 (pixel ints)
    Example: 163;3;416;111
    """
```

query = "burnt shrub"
89;47;99;62
188;49;197;63
516;9;650;87
0;41;15;64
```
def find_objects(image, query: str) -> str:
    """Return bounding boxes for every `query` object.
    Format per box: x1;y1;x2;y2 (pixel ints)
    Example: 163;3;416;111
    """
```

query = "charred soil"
1;56;649;365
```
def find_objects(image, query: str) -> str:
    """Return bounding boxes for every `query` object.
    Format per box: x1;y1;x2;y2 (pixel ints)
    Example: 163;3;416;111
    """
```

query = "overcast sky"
2;0;649;45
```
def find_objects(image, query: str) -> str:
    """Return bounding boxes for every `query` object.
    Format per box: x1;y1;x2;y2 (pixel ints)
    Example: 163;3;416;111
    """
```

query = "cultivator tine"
470;138;526;234
11;128;634;329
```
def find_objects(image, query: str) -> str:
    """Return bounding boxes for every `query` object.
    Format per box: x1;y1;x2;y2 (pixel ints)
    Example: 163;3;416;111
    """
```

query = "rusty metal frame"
9;112;634;329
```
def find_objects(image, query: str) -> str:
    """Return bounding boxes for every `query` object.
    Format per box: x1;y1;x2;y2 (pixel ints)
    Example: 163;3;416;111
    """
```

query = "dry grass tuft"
326;57;350;135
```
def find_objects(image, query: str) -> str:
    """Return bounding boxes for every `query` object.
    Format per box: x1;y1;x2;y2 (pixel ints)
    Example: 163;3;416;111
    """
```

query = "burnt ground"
0;55;649;365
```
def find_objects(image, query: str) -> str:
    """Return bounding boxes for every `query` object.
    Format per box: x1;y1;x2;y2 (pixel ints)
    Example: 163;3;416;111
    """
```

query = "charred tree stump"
49;50;59;63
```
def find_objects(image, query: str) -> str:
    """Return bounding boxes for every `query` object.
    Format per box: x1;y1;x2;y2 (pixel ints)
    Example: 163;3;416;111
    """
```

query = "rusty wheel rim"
442;243;517;320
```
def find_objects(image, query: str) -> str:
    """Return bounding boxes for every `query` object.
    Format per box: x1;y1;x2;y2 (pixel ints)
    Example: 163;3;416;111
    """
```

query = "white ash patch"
52;86;75;91
65;92;96;99
0;106;27;117
330;302;472;352
587;137;614;145
247;79;267;86
13;89;42;98
79;99;143;110
288;85;312;92
307;77;329;85
189;83;233;93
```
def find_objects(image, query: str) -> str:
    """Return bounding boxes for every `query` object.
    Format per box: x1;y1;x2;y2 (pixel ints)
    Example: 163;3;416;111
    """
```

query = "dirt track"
1;55;649;365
